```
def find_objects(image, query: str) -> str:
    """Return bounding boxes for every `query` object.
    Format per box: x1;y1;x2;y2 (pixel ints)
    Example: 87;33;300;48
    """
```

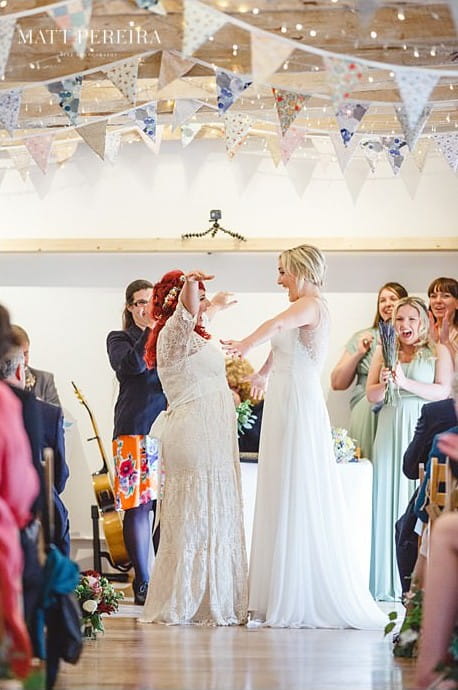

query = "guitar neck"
72;382;111;476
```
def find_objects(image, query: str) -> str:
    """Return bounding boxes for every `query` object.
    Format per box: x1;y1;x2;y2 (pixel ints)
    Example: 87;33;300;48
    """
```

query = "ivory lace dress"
139;301;248;625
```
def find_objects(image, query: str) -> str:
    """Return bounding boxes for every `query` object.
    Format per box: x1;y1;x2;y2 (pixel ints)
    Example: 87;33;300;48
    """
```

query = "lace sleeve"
157;300;198;367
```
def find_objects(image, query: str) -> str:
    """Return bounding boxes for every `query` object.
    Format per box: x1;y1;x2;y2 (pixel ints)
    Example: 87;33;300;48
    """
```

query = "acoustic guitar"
72;382;130;567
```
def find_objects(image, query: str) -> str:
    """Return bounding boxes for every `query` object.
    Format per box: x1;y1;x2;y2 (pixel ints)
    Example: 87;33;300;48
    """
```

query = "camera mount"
181;211;246;242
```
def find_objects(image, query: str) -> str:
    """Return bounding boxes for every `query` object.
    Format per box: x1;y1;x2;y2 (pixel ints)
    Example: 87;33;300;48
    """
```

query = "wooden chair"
429;457;448;509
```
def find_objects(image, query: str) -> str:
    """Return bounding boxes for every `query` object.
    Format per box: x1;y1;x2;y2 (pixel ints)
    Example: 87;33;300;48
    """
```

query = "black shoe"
133;581;148;606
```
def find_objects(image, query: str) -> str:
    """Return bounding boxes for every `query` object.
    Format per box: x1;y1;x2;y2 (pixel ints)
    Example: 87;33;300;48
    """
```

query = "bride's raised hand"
184;270;215;283
210;291;238;311
244;373;266;400
220;338;250;359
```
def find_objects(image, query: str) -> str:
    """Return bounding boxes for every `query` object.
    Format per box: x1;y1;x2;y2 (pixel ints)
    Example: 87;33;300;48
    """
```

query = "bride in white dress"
222;245;386;629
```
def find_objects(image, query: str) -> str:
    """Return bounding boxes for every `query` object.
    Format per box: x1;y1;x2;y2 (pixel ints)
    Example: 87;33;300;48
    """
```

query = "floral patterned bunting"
130;104;157;141
394;68;438;129
222;111;253;158
360;138;383;173
381;135;408;175
330;132;361;173
0;88;21;133
433;132;458;173
48;76;82;126
279;126;304;165
106;60;139;105
182;0;226;56
0;17;15;80
216;70;252;114
48;0;93;58
394;105;431;151
335;102;368;146
181;122;201;147
24;134;54;173
273;89;308;137
324;56;365;107
104;131;122;164
135;0;167;14
411;139;430;173
8;147;32;182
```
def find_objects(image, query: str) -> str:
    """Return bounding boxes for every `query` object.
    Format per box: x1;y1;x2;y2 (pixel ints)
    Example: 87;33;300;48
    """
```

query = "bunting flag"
394;68;438;129
381;135;408;175
48;76;83;125
141;124;164;154
24;134;54;174
335;102;368;146
181;122;201;147
273;89;308;137
266;134;281;167
222;111;253;158
135;0;167;14
76;121;107;160
433;132;458;173
330;131;361;173
48;0;93;59
354;0;380;25
158;51;195;91
400;156;422;200
0;88;21;133
0;17;15;80
343;158;369;203
0;169;5;191
216;70;252;114
250;33;293;83
280;126;304;165
394;104;431;151
182;0;226;56
106;59;139;105
360;137;383;173
172;99;203;130
104;131;122;164
286;158;317;197
411;138;430;173
323;56;365;107
8;147;32;182
447;0;458;32
130;104;157;141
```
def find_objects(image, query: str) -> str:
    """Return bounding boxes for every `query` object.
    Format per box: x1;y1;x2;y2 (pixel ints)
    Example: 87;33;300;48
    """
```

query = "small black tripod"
181;218;246;242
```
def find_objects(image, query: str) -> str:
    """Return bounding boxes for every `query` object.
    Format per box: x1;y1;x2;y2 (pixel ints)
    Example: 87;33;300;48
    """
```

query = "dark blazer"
27;366;61;407
37;398;70;555
107;324;166;438
402;398;457;479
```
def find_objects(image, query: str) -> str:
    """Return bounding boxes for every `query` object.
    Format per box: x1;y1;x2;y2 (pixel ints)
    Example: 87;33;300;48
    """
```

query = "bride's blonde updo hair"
279;244;326;288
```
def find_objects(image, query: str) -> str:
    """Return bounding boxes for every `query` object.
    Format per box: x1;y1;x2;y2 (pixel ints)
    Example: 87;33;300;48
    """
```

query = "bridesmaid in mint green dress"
331;282;407;459
367;296;453;601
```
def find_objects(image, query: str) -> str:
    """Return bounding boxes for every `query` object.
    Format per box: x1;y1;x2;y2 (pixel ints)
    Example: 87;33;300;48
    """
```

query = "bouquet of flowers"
236;400;257;437
378;320;398;406
331;427;358;463
75;570;124;636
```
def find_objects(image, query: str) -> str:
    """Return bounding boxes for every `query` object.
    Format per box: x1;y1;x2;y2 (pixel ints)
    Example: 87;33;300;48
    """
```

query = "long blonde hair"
279;244;326;288
392;296;434;355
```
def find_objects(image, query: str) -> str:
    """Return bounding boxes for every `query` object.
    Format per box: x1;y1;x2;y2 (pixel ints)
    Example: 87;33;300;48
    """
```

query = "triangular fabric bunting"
0;169;6;190
0;17;15;80
335;102;368;146
172;99;202;130
280;126;304;165
130;104;157;141
360;137;383;173
354;0;380;25
411;138;430;172
76;121;107;160
286;158;317;197
266;135;281;167
135;0;167;14
0;88;21;133
394;104;431;151
182;0;226;56
324;56;365;107
24;134;54;174
181;122;201;147
216;70;252;114
104;131;122;164
106;59;139;105
400;156;422;200
222;112;253;159
381;135;408;175
433;133;458;173
158;51;195;91
140;124;164;154
273;89;308;137
343;158;369;203
394;68;438;129
8;147;32;182
330;132;361;173
250;33;292;83
447;0;458;31
48;76;82;125
48;0;93;59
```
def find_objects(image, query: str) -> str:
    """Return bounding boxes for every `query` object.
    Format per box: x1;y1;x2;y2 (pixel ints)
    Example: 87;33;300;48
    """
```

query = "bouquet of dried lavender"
378;320;399;406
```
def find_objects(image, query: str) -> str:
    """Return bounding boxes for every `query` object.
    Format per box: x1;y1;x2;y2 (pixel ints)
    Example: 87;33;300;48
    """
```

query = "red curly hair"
144;270;210;369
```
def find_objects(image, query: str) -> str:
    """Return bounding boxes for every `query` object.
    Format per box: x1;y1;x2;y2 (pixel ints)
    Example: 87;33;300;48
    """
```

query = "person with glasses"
107;279;167;605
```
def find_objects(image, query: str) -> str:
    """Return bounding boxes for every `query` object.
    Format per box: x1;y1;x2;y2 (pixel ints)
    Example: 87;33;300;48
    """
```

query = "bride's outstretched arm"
221;296;319;358
247;352;273;399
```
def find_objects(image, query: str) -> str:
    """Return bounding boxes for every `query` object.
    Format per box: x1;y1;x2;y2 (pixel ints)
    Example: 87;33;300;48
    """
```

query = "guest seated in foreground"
12;325;61;406
225;357;264;454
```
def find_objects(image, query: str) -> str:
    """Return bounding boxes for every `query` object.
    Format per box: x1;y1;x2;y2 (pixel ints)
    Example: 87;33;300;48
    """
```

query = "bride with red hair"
140;270;248;626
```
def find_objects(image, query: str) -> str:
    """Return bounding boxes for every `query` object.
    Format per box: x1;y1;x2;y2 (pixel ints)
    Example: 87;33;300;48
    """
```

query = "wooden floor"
55;594;417;690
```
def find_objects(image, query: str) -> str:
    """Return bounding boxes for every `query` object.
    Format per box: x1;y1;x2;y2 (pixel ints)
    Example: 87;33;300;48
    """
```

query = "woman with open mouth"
366;296;454;602
427;276;458;370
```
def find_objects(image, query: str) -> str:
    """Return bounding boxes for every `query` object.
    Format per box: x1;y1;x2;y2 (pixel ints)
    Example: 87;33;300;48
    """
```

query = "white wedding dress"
249;300;386;629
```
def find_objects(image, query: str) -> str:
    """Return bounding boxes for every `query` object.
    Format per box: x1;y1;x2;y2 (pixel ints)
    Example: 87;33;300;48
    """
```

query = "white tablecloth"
240;459;373;585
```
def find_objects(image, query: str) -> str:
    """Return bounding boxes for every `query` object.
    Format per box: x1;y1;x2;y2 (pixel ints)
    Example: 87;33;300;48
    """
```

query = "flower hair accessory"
163;285;182;309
